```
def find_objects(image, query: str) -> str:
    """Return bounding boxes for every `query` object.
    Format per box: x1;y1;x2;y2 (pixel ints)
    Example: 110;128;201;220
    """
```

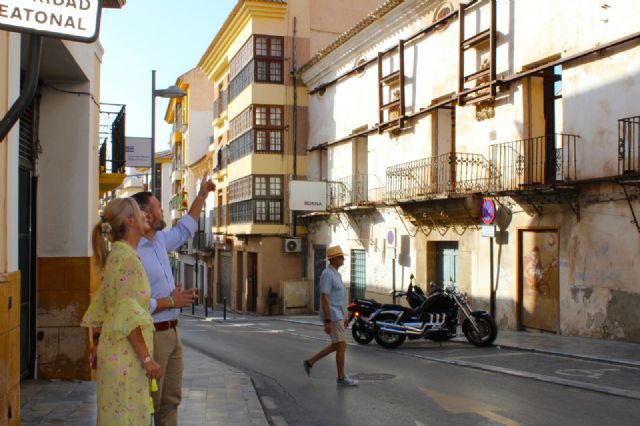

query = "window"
229;107;252;140
230;201;253;224
254;35;284;84
269;176;282;196
229;131;254;162
270;38;283;57
228;105;284;163
228;175;253;203
255;36;269;56
229;62;254;101
228;175;284;224
230;37;254;79
255;107;268;126
269;62;282;82
255;176;267;196
254;106;284;153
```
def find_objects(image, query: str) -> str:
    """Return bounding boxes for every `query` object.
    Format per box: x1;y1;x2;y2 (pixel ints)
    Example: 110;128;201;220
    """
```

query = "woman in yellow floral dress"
82;198;162;425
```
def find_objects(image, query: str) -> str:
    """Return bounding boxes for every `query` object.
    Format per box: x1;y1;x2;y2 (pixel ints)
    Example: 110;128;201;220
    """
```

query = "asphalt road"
180;317;640;426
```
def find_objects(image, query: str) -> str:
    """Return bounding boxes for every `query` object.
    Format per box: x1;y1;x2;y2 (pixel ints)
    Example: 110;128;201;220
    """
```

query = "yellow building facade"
190;0;385;314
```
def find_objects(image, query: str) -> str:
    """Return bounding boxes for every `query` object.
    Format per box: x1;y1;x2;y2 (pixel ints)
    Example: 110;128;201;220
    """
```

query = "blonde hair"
92;198;143;270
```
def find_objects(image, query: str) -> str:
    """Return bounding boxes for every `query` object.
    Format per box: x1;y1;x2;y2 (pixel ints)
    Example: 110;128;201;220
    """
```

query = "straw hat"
326;245;347;259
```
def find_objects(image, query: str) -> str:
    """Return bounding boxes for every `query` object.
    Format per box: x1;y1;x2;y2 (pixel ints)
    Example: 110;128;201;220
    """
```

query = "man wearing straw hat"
303;245;359;386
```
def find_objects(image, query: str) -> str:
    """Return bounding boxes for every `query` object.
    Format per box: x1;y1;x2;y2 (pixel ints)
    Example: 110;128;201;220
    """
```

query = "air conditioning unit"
284;238;302;253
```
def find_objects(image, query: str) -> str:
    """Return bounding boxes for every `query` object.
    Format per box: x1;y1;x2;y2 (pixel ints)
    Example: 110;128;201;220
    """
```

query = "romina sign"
0;0;102;43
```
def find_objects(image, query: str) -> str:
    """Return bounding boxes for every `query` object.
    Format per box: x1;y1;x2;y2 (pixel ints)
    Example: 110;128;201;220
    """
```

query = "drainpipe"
291;17;299;238
0;35;43;142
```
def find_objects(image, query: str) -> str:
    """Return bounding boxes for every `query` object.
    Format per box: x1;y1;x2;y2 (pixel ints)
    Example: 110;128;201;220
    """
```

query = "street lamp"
150;69;186;194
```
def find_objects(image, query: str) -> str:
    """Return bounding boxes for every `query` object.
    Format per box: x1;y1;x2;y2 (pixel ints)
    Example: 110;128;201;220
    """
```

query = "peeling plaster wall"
302;0;640;341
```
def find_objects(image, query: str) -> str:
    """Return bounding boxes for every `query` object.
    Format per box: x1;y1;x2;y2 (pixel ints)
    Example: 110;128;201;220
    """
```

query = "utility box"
281;280;312;314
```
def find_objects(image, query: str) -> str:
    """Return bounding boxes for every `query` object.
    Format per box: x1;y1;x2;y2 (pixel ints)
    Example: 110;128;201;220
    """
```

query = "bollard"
223;297;227;320
191;299;195;316
204;297;208;318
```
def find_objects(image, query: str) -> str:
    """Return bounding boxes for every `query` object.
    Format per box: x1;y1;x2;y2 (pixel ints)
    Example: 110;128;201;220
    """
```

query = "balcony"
618;116;640;175
99;103;126;194
327;174;384;210
489;134;579;192
385;152;493;202
191;231;215;253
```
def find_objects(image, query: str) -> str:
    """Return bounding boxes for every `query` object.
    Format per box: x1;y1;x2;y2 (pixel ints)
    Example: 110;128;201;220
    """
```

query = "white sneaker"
337;376;359;386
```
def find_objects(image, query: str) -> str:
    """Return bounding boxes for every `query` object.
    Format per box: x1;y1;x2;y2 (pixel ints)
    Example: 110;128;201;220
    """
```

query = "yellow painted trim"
228;223;291;235
171;132;183;144
99;173;127;193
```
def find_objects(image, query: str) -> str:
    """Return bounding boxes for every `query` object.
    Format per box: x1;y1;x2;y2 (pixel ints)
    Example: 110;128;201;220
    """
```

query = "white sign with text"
289;180;327;211
0;0;101;42
125;137;151;169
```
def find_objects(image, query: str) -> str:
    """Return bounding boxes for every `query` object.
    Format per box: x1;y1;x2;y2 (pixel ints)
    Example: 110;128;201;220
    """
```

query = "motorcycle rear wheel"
462;312;497;347
373;314;406;349
351;322;374;344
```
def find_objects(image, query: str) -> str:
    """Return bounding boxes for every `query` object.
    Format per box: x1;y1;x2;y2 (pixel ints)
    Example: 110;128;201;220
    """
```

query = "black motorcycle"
371;277;497;348
347;283;425;344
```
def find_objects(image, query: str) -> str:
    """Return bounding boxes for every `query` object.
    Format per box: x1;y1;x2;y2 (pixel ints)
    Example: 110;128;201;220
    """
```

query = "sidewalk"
20;344;268;426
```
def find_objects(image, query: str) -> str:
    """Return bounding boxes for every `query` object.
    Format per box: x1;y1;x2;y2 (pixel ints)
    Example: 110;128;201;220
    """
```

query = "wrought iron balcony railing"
192;231;213;252
489;133;579;191
385;152;493;201
327;174;384;210
618;116;640;175
99;103;126;174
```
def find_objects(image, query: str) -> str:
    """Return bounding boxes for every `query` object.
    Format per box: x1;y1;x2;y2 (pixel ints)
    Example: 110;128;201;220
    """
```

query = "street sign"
386;228;396;248
0;0;102;43
481;225;495;238
481;198;496;224
125;137;151;168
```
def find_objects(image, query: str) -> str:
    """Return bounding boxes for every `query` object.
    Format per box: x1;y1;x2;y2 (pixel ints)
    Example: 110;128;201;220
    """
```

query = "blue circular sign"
482;198;496;224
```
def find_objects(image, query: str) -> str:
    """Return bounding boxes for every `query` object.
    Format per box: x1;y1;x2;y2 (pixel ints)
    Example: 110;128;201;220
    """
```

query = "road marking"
556;368;620;379
420;386;523;426
452;352;528;360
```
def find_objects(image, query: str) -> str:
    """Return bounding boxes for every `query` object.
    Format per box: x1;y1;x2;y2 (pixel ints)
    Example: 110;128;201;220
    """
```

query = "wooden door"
519;229;559;332
437;242;458;288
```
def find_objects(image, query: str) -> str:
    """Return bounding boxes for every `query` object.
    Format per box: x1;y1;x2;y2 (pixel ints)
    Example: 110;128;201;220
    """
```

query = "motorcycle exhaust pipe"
377;322;424;335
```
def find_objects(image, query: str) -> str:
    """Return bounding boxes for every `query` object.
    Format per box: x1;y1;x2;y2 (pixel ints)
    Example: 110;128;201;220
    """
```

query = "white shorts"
329;320;346;343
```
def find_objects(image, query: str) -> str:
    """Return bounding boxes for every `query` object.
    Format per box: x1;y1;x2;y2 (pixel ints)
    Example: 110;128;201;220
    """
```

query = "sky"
99;0;237;153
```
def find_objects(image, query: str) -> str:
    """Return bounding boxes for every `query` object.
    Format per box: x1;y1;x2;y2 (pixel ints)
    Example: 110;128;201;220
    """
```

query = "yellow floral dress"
82;241;154;425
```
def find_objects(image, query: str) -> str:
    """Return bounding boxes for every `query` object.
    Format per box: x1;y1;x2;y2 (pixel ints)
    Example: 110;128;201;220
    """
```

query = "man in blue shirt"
132;174;216;425
303;245;359;386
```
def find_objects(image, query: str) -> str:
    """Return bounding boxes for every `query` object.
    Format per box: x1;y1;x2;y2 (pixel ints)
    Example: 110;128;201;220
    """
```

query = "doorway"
18;90;39;379
247;252;257;312
313;247;326;311
350;249;366;300
436;242;458;288
518;229;559;332
218;252;232;304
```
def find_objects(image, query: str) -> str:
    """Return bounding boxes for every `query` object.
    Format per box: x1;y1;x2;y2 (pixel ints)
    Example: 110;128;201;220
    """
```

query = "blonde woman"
82;198;161;425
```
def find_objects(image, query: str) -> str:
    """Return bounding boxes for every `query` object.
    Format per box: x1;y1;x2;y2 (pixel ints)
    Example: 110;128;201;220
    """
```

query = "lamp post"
150;69;186;194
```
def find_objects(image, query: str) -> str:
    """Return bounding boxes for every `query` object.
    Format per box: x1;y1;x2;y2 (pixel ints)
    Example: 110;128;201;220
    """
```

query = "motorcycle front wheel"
462;311;497;347
351;321;374;344
373;314;406;349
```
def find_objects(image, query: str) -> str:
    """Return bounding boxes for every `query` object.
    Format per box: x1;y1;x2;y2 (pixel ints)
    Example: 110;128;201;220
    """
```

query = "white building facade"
301;0;640;341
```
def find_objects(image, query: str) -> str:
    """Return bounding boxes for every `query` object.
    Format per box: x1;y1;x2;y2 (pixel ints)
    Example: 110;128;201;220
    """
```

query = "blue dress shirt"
137;214;197;322
319;265;345;321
